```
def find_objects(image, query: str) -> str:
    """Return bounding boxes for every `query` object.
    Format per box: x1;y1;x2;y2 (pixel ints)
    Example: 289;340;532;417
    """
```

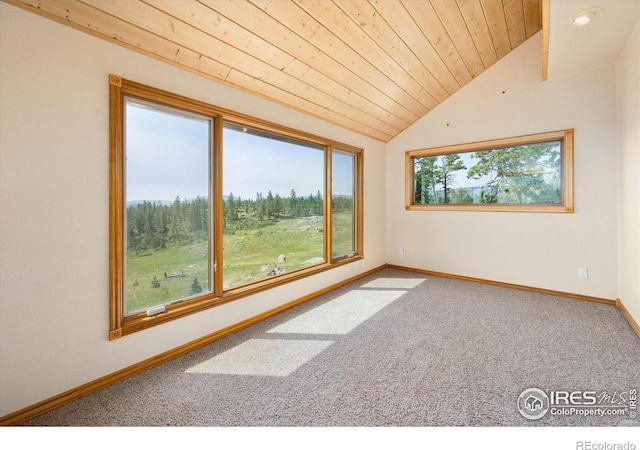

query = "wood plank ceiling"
7;0;542;142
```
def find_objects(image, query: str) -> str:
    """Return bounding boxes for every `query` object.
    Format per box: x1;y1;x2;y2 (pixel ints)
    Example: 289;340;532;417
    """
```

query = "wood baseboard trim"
0;264;386;426
617;298;640;338
386;264;617;306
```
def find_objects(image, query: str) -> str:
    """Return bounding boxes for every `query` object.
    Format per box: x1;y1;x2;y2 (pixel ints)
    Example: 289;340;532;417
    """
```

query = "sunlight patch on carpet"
185;339;333;377
267;289;404;335
360;277;425;289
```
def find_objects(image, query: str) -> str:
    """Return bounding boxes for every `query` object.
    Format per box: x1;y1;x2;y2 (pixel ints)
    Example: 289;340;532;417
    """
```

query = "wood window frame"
405;129;574;213
109;75;363;340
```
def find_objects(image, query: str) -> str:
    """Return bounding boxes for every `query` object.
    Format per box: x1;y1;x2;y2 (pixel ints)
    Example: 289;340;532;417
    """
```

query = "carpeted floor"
23;268;640;426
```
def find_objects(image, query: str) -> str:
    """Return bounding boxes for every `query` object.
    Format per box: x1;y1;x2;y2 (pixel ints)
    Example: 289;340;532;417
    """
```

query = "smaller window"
331;149;358;260
405;130;574;213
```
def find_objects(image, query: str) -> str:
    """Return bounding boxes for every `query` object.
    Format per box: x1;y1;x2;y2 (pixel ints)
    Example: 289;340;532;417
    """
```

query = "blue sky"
125;100;210;202
223;125;324;200
125;100;354;203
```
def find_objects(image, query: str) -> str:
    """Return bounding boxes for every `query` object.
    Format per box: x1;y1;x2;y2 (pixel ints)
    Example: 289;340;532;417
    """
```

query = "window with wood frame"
406;130;574;213
109;75;363;340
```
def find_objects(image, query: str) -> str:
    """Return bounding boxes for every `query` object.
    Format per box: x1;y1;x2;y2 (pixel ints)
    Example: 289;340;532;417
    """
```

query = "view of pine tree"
315;191;323;215
414;156;438;204
288;189;297;217
331;195;353;212
126;188;348;249
435;154;467;204
221;189;339;234
414;155;466;204
126;188;353;311
413;141;562;206
224;192;238;231
274;193;283;219
189;277;203;295
265;190;275;220
126;196;209;254
468;143;560;204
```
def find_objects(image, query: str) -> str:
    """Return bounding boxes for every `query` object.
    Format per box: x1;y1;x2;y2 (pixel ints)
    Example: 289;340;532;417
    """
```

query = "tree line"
127;190;352;253
224;189;352;233
127;196;208;255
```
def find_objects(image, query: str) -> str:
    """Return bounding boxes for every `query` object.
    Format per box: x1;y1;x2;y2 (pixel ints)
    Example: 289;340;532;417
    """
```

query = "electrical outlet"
578;268;589;279
399;247;404;256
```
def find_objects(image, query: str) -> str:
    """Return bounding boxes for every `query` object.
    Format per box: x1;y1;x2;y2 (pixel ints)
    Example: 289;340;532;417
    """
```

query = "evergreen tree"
189;277;203;295
288;189;297;217
435;154;466;204
467;143;561;204
256;192;265;221
266;190;275;219
168;196;185;246
315;190;323;215
225;192;238;224
414;156;438;204
274;193;283;219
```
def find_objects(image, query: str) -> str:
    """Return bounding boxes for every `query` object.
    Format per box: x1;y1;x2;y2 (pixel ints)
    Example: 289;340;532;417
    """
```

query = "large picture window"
222;123;326;289
109;75;363;339
405;130;574;213
124;98;213;317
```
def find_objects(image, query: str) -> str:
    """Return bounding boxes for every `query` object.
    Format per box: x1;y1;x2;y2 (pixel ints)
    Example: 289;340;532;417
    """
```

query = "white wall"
386;34;619;300
0;3;387;417
617;19;640;326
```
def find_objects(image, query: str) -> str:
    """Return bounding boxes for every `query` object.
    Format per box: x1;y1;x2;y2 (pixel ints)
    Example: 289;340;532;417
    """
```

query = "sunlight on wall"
184;277;425;377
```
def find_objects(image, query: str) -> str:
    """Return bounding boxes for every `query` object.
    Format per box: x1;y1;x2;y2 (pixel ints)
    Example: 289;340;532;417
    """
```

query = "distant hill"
126;197;208;207
126;200;173;207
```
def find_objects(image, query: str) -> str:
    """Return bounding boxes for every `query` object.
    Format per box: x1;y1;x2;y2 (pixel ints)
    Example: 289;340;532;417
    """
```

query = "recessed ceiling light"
572;9;600;26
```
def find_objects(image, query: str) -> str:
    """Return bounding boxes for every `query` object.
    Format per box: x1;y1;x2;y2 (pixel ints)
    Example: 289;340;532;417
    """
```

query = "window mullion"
325;145;333;264
213;115;224;297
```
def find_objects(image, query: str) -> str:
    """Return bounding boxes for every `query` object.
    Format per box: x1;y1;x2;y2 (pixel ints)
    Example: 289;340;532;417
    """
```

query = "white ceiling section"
546;0;640;80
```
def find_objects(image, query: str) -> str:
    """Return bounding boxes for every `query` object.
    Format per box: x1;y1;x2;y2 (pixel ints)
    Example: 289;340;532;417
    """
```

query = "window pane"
414;141;562;205
124;98;212;315
332;150;356;259
223;123;325;289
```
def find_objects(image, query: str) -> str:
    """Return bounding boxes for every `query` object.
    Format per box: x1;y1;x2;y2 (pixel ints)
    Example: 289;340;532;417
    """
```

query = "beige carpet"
23;268;640;427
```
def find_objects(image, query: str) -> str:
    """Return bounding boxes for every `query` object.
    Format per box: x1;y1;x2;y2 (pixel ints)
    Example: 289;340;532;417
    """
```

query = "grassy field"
126;240;211;314
126;211;354;313
223;214;325;289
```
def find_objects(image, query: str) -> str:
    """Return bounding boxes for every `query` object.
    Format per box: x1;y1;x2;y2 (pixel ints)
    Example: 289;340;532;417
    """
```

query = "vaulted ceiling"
6;0;542;142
